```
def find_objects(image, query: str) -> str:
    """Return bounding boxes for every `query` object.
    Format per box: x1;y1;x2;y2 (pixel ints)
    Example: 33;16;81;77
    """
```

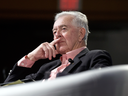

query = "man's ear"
79;28;86;41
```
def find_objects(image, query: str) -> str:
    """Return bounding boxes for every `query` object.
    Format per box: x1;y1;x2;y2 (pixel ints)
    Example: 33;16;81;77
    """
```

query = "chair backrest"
0;65;128;96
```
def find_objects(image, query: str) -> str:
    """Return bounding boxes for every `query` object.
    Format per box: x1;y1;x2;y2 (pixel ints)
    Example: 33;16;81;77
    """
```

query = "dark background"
0;0;128;83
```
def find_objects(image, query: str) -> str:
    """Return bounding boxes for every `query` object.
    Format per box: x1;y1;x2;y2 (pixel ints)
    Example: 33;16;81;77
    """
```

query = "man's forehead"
53;21;74;29
52;24;68;31
54;24;68;28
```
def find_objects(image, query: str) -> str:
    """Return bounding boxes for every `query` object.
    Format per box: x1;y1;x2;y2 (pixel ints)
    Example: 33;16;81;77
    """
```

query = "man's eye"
53;31;56;34
62;27;66;30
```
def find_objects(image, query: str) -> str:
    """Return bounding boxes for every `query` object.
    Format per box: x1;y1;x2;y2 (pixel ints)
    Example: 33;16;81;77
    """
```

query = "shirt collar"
60;46;86;63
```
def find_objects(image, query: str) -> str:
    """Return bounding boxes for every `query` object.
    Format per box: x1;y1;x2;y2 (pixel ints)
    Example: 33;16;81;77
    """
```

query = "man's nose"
55;31;62;39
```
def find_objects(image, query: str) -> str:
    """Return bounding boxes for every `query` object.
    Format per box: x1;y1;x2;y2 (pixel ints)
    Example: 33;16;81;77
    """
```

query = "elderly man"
4;11;112;83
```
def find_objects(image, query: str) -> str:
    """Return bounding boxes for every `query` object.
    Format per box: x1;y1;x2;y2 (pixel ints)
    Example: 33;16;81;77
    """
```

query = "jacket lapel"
44;60;61;79
62;48;89;74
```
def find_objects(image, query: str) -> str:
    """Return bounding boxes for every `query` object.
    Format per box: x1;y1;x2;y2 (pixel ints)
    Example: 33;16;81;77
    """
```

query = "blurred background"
0;0;128;83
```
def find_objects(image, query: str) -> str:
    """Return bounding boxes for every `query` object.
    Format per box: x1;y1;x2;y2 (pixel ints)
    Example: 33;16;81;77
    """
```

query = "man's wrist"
17;55;35;68
27;53;37;62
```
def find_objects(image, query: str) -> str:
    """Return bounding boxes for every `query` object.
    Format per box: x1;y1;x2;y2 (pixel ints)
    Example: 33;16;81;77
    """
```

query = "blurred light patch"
59;0;81;11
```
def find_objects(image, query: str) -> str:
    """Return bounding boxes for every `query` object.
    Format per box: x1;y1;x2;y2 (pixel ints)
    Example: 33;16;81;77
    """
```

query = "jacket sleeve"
4;63;32;83
4;59;60;83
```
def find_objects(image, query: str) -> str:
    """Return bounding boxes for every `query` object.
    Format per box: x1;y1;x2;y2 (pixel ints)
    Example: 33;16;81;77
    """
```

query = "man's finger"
50;38;60;46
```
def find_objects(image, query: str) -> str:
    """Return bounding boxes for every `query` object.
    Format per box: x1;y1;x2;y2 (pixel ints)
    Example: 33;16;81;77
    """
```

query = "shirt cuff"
17;55;35;68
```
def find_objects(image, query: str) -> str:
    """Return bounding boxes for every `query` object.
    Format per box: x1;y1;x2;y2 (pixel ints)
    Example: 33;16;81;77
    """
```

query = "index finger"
50;38;60;46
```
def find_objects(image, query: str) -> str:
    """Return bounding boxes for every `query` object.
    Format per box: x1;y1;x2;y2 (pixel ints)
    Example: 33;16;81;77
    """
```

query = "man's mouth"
58;41;65;43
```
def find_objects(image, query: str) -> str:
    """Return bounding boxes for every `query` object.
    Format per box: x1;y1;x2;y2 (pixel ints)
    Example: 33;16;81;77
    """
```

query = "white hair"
55;11;90;46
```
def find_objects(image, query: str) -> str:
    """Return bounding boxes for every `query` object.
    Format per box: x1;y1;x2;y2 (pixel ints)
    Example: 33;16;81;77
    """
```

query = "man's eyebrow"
52;25;68;31
60;25;68;28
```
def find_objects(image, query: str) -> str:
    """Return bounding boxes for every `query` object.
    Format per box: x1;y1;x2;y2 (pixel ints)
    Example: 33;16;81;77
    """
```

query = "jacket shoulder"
87;50;110;56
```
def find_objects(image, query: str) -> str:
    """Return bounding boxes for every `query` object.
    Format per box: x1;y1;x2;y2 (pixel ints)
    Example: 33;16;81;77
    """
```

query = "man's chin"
56;46;70;54
57;49;67;54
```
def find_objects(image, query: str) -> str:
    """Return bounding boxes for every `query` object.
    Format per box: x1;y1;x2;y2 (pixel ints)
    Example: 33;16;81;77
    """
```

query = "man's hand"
27;38;60;62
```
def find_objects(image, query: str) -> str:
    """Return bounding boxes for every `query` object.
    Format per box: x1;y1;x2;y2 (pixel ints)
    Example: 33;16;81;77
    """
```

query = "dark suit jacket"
4;48;112;83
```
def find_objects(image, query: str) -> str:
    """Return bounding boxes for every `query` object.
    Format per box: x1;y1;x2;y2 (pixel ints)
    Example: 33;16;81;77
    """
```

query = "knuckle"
40;42;48;47
43;42;49;44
